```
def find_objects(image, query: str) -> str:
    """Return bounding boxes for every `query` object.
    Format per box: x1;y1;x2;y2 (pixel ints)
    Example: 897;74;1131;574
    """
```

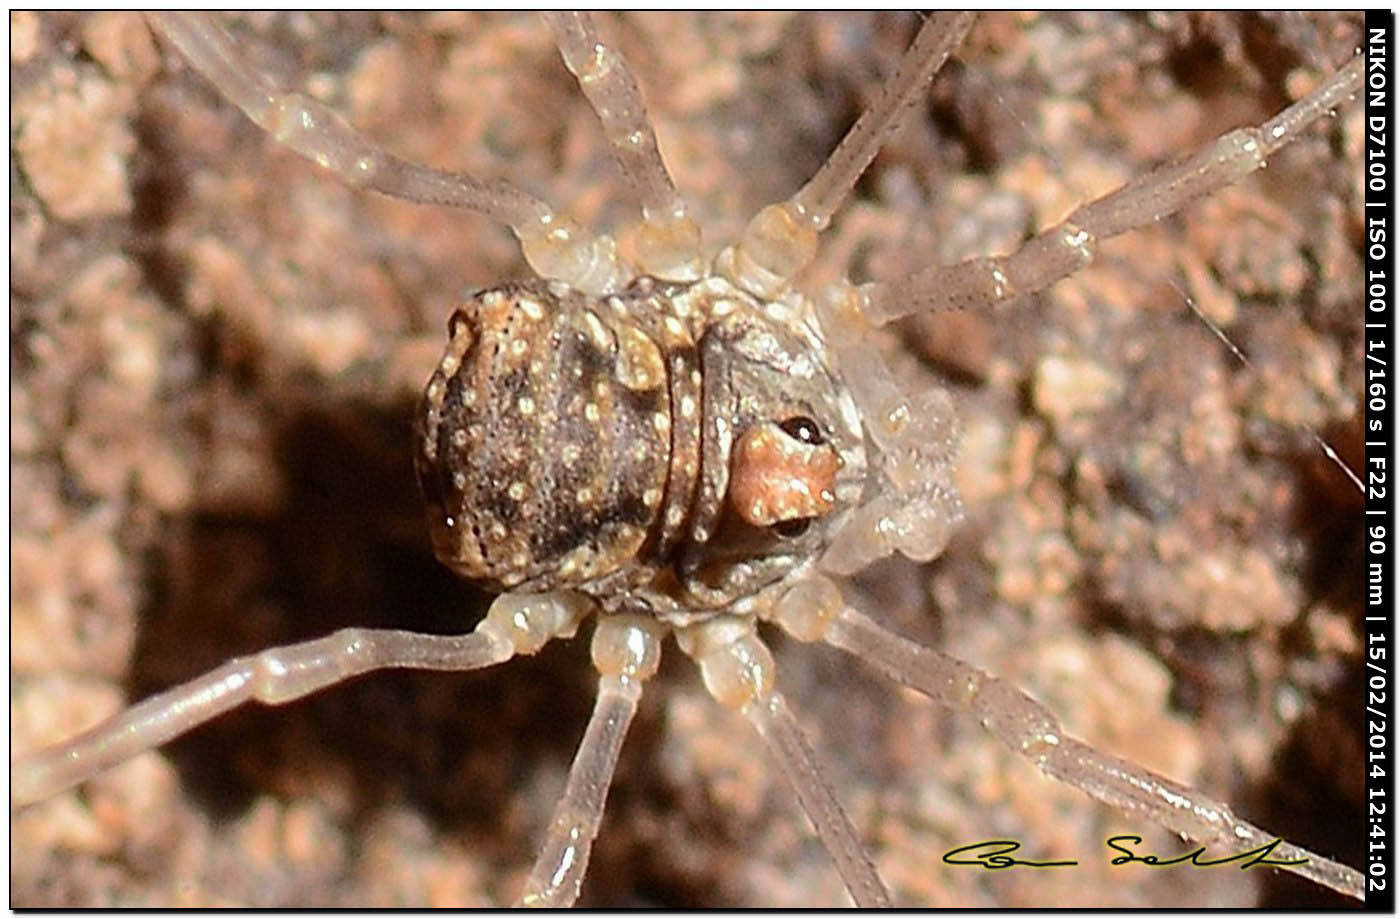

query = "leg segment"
744;691;892;908
814;54;1364;572
13;591;588;809
146;12;628;295
790;12;975;234
517;615;663;908
721;13;975;299
857;55;1363;323
679;617;892;907
544;12;703;281
765;575;1366;902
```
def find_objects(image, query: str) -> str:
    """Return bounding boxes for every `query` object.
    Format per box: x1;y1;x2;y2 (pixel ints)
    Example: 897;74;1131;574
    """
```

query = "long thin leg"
544;12;703;281
743;691;893;908
679;618;892;907
809;55;1364;575
855;54;1363;323
765;577;1365;902
145;12;628;295
517;615;663;907
790;12;975;234
721;12;975;299
13;592;589;809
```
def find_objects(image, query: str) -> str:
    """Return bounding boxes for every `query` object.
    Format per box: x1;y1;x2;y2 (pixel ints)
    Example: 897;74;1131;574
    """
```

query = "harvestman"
12;12;1366;906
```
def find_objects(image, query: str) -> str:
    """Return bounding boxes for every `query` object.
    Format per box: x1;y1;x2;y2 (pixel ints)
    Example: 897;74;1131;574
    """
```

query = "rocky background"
12;12;1364;907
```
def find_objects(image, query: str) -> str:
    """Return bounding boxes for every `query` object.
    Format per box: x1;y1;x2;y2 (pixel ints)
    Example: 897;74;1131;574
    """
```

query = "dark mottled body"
415;276;867;622
418;279;681;593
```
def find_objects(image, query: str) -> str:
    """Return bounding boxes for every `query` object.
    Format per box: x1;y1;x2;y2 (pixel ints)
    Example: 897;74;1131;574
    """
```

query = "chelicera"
12;12;1365;906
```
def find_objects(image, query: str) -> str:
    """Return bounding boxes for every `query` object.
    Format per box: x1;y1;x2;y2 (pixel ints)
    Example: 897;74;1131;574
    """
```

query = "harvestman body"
12;12;1366;906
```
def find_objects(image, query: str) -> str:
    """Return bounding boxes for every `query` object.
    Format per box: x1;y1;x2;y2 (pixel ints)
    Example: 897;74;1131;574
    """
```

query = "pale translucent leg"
858;55;1364;323
721;12;975;298
790;12;976;232
766;576;1366;902
544;12;703;281
145;12;627;295
518;615;664;908
812;53;1366;570
679;618;892;907
13;592;589;809
742;692;892;908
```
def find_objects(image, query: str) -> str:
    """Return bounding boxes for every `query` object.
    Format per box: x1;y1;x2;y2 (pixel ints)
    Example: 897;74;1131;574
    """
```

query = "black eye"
772;517;812;539
777;415;824;446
